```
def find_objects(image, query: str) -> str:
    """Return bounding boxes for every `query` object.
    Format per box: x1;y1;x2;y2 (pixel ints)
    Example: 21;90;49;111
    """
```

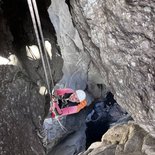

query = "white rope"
27;0;53;93
27;0;68;133
31;0;54;89
56;117;68;132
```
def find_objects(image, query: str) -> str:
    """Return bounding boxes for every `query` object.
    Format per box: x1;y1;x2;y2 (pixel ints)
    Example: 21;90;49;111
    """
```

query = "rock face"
47;124;86;155
0;11;45;154
0;1;63;154
48;0;89;91
1;0;155;154
48;0;155;137
80;123;155;155
0;65;45;155
43;110;87;154
67;0;155;136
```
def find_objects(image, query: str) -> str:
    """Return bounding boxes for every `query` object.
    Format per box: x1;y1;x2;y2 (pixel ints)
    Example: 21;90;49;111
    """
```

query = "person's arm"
58;100;87;117
54;88;74;96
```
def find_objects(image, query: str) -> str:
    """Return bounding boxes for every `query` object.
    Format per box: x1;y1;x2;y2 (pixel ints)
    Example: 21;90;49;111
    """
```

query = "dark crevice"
1;0;57;50
85;92;128;148
2;0;29;47
65;0;71;13
86;119;109;148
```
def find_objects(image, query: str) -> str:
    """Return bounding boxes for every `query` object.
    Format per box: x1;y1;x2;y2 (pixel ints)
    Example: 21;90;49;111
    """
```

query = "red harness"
50;88;78;118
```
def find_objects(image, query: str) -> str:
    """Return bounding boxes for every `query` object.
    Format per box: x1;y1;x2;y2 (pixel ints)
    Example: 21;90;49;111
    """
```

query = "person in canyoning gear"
50;88;87;118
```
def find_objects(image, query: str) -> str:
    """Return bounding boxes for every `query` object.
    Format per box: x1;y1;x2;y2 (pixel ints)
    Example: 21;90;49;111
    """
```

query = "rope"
31;0;54;89
56;117;68;132
27;0;53;94
27;0;67;132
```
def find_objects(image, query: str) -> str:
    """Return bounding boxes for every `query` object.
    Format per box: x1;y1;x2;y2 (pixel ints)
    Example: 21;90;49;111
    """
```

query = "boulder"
79;123;155;155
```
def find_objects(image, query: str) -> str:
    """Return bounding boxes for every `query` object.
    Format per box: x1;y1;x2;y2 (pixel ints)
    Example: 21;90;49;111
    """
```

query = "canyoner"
50;88;87;118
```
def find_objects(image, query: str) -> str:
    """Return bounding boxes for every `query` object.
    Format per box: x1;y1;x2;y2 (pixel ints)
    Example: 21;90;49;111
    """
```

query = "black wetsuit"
58;93;78;108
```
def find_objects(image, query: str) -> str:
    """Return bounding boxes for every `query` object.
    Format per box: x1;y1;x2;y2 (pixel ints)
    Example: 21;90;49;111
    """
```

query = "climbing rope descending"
31;0;54;88
27;0;54;94
56;117;68;132
27;0;68;132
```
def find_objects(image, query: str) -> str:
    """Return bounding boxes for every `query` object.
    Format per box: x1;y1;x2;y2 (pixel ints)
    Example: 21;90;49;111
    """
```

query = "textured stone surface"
47;125;86;155
69;0;155;136
1;0;155;154
43;109;87;153
0;12;43;155
79;123;155;155
0;65;45;155
48;0;91;91
0;2;62;154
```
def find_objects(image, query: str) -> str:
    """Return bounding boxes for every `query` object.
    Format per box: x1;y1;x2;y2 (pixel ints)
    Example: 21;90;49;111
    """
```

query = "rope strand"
27;0;51;93
31;0;54;90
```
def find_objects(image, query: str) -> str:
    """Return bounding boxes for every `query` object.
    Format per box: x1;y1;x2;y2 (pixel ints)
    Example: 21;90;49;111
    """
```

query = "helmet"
75;90;86;102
